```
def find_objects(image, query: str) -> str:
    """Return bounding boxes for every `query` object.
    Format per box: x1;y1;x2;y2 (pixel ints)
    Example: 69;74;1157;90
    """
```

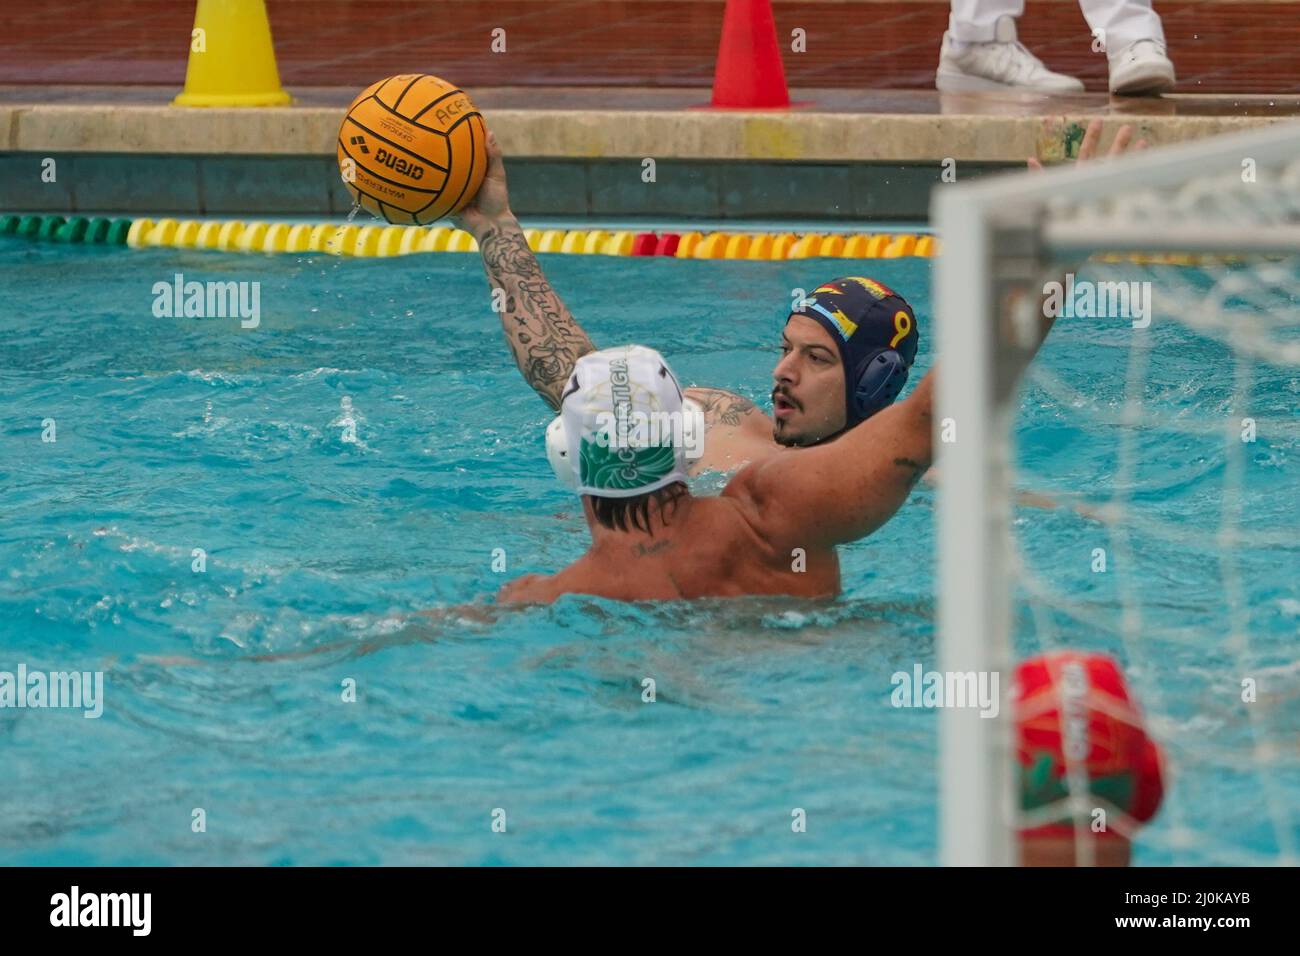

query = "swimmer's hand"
1011;120;1150;388
453;130;511;233
1027;118;1148;171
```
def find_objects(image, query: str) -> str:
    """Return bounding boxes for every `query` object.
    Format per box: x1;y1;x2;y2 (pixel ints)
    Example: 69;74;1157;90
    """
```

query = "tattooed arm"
685;387;766;430
681;386;773;473
454;131;595;410
728;371;935;550
463;215;595;409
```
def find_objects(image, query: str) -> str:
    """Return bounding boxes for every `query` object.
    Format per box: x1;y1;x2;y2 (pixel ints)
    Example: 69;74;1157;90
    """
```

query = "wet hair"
589;482;688;535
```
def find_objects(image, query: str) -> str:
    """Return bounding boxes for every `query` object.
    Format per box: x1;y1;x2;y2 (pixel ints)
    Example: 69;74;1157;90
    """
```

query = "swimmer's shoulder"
497;572;559;605
719;442;792;501
498;559;616;604
716;447;825;557
713;459;780;545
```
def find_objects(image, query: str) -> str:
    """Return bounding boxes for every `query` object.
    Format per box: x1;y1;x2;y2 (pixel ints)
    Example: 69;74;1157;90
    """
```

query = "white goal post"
932;119;1300;866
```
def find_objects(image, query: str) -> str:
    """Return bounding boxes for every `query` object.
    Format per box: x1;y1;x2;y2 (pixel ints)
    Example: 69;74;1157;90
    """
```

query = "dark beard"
772;426;819;448
773;424;844;448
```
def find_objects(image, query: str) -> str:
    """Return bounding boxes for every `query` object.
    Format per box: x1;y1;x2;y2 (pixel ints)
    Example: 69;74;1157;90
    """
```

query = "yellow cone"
172;0;291;107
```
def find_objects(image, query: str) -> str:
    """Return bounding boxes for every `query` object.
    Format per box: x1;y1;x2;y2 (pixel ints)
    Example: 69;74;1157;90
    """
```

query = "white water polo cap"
545;345;705;497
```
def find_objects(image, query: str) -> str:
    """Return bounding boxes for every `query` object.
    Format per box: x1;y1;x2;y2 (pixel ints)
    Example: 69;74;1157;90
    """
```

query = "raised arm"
735;121;1149;551
732;371;936;550
453;132;595;410
739;239;1062;550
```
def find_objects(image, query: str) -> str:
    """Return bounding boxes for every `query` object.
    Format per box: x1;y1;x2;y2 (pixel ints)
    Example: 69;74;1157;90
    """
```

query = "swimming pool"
0;238;1295;865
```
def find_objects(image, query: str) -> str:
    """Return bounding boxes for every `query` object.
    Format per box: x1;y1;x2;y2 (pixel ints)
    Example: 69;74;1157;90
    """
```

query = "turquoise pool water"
0;238;1295;865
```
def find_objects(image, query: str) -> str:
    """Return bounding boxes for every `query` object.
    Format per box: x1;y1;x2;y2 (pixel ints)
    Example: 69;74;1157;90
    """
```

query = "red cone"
710;0;791;109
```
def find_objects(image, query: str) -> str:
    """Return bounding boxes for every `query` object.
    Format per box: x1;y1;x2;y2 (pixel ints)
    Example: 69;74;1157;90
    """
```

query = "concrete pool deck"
2;85;1298;220
5;85;1298;158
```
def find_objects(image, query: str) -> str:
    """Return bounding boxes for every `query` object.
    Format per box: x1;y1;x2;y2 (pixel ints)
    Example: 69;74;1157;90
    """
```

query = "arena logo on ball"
890;664;1000;717
151;272;260;329
374;147;425;180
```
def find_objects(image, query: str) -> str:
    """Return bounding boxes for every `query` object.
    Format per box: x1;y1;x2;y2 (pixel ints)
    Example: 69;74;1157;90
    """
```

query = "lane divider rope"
2;214;1214;265
0;214;942;259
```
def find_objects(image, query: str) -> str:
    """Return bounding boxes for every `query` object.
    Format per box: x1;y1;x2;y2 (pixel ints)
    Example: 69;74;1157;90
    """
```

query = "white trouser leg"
948;0;1025;43
1077;0;1167;56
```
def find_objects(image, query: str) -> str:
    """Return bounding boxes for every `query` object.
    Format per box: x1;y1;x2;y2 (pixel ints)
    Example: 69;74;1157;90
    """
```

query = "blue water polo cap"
788;276;920;427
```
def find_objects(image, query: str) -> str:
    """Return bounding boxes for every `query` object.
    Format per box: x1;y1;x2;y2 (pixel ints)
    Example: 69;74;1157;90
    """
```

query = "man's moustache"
772;389;800;409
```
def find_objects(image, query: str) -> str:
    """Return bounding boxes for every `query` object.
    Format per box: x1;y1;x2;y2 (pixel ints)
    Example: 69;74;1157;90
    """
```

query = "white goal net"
933;120;1300;866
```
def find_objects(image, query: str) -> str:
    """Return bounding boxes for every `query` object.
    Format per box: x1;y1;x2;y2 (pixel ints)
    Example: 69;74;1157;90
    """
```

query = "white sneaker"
1109;40;1176;95
936;15;1085;93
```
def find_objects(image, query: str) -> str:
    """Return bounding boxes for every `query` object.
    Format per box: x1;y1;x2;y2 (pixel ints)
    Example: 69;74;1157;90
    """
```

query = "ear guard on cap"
546;398;706;491
851;350;910;423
